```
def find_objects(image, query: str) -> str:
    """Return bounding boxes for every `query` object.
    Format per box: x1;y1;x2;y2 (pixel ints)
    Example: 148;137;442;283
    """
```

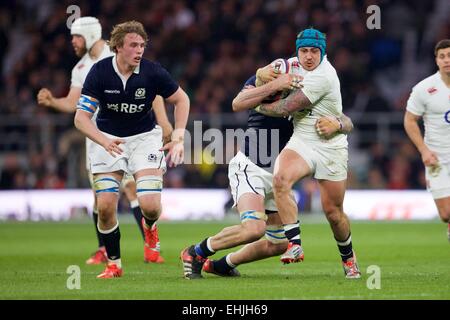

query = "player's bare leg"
319;179;360;279
203;213;288;277
273;149;310;264
434;197;450;241
122;179;145;238
210;193;267;250
86;189;108;265
134;168;165;263
95;171;124;278
182;193;267;279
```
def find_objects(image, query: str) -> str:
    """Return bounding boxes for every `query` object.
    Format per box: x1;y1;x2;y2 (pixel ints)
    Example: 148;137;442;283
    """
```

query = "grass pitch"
0;217;449;300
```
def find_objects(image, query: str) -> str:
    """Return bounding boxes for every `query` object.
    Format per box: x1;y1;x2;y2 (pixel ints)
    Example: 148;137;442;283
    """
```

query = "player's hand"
420;147;439;167
160;140;184;167
273;74;303;91
256;65;279;85
37;88;54;107
315;116;341;138
102;138;125;157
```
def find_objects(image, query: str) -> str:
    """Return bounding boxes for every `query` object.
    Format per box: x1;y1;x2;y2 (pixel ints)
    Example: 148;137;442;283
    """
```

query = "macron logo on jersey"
104;89;121;94
107;103;145;113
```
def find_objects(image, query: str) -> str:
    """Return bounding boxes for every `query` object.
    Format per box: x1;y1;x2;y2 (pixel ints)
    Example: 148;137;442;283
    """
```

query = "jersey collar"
112;55;140;89
112;55;140;75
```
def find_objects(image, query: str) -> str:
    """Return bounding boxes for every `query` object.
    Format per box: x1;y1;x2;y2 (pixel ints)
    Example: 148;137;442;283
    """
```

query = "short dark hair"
434;39;450;56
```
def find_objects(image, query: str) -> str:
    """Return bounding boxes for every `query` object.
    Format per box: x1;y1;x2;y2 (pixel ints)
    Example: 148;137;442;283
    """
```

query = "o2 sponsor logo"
445;110;450;124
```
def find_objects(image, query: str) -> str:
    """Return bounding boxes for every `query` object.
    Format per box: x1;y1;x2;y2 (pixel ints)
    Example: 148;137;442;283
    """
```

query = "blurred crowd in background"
0;0;449;208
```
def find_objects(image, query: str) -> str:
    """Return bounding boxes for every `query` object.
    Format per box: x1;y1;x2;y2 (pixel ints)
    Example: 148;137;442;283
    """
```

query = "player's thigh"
93;171;123;213
426;163;450;201
134;168;163;212
266;212;283;226
87;171;98;207
228;152;267;212
128;130;166;174
273;148;311;188
265;212;287;245
318;179;346;212
121;173;137;199
237;193;266;213
314;147;348;181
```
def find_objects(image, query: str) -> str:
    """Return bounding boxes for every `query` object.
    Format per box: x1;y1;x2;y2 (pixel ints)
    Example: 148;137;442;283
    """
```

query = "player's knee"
273;173;289;194
324;206;342;226
140;203;161;220
96;202;116;223
242;222;266;242
438;207;450;223
97;201;116;220
122;186;133;199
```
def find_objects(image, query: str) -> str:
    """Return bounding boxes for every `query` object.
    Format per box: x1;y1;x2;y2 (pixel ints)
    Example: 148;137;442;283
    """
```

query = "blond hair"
108;20;148;53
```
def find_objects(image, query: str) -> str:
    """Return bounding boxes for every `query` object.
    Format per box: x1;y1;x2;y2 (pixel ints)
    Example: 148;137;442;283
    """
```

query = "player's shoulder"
138;58;170;77
412;72;440;92
89;56;114;75
95;55;114;67
140;58;163;69
304;56;335;86
72;53;89;73
319;56;337;75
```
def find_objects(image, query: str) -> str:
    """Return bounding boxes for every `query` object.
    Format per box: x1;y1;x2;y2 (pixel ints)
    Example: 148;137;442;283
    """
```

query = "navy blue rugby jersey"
240;75;294;170
81;56;179;137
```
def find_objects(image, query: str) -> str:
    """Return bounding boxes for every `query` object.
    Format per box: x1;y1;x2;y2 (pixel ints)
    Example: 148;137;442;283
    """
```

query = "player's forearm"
338;113;353;134
160;122;173;143
50;97;77;113
152;96;173;140
258;88;312;116
172;93;190;142
404;116;427;153
232;82;281;112
74;111;107;147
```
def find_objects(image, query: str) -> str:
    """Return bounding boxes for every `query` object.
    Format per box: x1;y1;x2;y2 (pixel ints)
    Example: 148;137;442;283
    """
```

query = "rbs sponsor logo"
107;103;144;113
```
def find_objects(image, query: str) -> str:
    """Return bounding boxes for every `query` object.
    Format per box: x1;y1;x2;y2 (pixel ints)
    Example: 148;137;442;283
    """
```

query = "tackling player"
74;20;190;278
404;39;450;241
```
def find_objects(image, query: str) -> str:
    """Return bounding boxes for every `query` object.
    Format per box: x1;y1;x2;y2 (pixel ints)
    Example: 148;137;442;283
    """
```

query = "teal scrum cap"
296;28;326;62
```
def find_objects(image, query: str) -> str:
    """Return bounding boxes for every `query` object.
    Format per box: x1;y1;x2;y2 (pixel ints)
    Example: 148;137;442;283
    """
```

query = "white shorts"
285;135;348;181
86;138;94;171
228;151;277;211
425;162;450;199
89;127;166;175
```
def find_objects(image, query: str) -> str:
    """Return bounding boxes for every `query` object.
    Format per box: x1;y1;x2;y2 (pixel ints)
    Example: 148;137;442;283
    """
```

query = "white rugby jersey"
71;42;113;89
407;72;450;161
284;56;347;149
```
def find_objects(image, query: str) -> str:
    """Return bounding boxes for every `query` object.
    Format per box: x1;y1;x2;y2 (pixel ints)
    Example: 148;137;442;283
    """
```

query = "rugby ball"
260;58;290;103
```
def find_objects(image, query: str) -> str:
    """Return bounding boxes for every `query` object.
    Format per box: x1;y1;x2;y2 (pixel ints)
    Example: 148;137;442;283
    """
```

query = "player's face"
298;47;321;71
117;33;145;67
71;35;87;57
436;47;450;76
